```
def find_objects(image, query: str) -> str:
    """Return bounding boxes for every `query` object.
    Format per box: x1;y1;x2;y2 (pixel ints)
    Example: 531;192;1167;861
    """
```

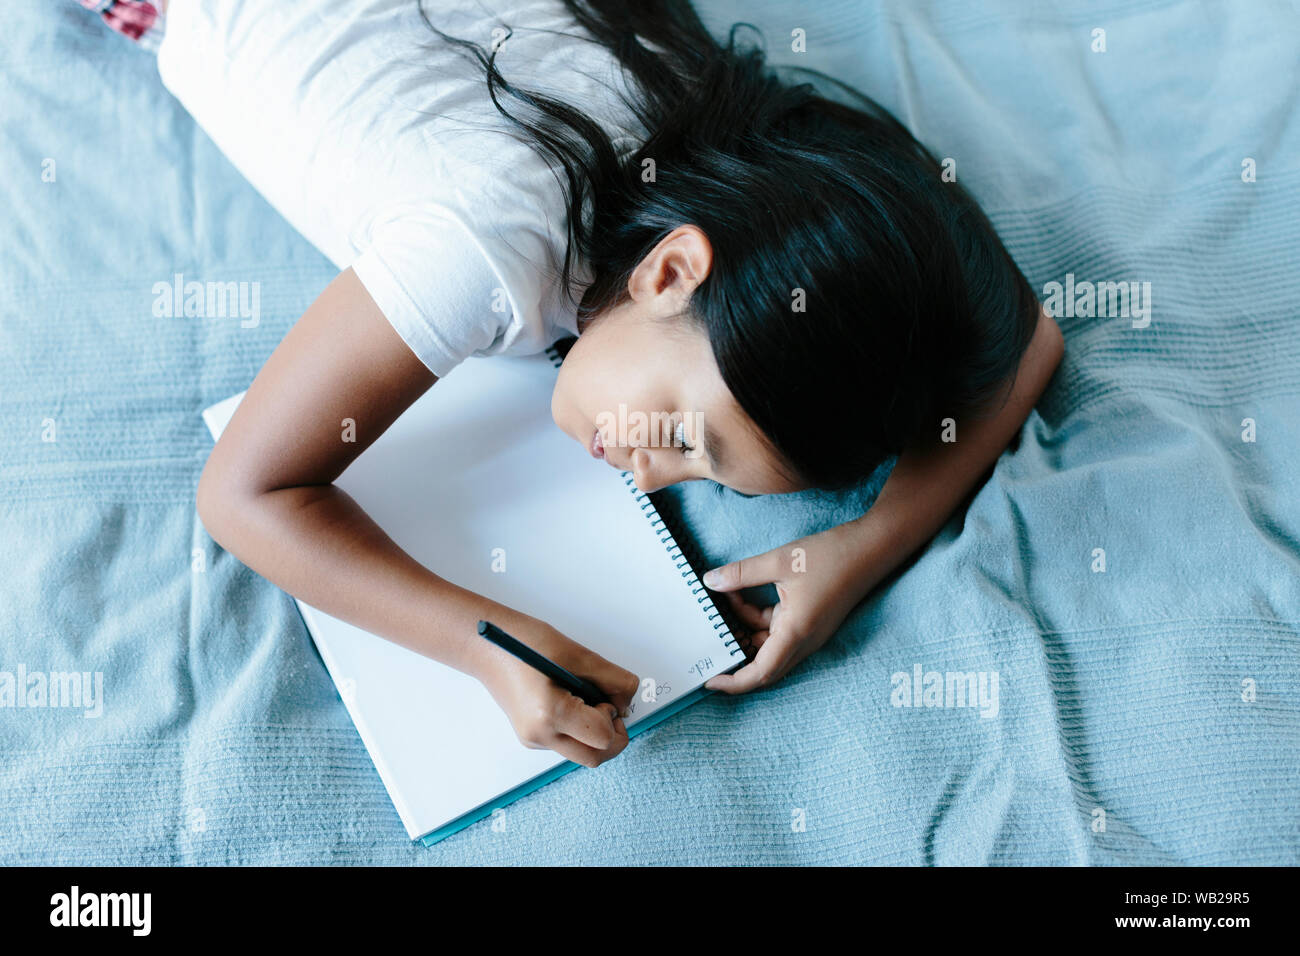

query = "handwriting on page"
688;657;714;678
638;677;673;705
625;659;716;719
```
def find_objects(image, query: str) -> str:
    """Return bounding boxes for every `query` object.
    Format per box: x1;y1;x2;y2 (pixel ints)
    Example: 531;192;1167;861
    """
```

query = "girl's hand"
477;612;641;768
701;521;873;694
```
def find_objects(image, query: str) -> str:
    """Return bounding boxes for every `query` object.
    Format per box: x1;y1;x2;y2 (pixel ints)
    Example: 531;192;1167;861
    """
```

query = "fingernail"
703;569;720;587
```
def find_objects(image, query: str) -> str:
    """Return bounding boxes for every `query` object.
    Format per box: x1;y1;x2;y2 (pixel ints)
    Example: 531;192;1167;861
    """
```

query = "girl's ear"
661;224;714;293
630;225;714;303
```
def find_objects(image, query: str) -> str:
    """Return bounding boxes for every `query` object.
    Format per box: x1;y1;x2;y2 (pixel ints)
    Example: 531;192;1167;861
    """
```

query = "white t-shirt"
157;0;647;377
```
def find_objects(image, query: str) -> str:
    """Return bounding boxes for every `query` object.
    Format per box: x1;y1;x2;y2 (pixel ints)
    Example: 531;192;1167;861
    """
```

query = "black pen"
476;620;612;708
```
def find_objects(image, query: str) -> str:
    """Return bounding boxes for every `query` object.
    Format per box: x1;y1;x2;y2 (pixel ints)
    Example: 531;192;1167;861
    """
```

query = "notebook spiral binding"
621;477;743;658
546;339;742;659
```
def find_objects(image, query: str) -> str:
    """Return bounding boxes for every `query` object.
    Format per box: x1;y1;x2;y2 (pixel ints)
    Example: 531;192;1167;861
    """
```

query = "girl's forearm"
844;306;1065;593
199;482;509;682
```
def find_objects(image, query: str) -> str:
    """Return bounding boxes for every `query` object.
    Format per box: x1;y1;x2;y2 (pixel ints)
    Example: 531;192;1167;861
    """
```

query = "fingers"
721;590;774;632
747;628;772;653
730;625;771;662
553;698;629;764
544;730;625;769
704;632;794;694
702;548;782;592
590;661;640;717
516;696;630;768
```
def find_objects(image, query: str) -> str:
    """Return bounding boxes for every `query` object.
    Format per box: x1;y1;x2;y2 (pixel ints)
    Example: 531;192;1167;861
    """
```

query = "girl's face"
550;226;808;497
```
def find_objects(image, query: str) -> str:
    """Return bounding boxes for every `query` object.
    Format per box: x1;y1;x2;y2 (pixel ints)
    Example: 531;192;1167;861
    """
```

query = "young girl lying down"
89;0;1063;768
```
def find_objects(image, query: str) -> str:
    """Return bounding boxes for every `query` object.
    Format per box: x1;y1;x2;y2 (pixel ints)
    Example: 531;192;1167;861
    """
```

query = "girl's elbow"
195;462;244;546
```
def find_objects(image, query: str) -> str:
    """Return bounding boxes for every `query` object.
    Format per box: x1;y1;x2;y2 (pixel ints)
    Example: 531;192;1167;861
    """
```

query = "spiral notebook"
201;339;743;846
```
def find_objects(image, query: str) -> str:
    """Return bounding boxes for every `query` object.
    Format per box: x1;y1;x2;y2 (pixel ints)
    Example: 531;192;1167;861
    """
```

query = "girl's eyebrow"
701;420;724;473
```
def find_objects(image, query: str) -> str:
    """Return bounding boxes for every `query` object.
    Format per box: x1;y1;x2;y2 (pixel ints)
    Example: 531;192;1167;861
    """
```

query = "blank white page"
202;348;739;839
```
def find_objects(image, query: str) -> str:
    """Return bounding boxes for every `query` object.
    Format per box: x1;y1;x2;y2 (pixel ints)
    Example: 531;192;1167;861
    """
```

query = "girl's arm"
703;305;1064;693
844;304;1065;594
196;267;638;766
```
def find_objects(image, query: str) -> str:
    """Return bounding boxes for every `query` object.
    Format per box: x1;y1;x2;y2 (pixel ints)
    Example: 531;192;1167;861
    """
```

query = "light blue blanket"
2;0;1296;864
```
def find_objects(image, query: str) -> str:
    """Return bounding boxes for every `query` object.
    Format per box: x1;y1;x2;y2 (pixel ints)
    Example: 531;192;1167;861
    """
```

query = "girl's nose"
629;446;675;494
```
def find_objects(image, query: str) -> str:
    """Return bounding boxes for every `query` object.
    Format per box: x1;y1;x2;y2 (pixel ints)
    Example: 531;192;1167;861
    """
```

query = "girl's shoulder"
160;0;637;370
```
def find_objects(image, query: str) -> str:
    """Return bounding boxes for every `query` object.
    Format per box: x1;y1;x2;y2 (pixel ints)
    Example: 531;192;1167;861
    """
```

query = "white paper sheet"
201;349;739;839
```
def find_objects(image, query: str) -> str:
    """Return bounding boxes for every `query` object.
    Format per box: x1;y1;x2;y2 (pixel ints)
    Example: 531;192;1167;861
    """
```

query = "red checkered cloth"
79;0;165;52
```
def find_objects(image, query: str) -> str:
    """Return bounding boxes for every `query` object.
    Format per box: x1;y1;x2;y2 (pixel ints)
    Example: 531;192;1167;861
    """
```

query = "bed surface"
1;0;1296;863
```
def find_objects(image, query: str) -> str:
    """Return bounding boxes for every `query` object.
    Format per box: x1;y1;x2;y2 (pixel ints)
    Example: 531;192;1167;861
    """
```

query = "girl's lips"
589;428;605;459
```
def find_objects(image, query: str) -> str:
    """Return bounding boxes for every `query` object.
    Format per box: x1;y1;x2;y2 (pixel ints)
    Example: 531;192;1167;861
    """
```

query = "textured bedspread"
1;0;1297;863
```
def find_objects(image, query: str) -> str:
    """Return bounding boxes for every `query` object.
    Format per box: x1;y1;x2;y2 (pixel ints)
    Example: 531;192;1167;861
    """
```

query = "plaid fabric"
79;0;164;53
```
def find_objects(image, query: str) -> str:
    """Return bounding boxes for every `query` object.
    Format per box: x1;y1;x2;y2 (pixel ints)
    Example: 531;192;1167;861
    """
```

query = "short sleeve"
351;212;509;379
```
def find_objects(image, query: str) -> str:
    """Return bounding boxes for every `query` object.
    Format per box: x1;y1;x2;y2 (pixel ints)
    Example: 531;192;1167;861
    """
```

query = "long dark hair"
418;0;1041;491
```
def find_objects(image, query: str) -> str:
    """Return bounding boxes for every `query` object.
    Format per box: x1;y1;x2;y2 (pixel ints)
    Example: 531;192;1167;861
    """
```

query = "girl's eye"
673;420;695;455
